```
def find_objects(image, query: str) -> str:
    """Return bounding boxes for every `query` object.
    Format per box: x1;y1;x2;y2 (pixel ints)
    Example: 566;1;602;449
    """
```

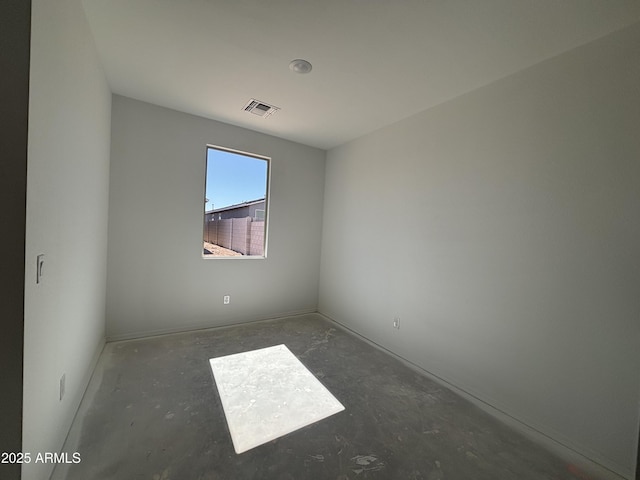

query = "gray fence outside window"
204;217;265;256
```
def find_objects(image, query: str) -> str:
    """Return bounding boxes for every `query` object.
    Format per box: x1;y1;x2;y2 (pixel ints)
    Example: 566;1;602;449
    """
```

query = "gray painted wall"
22;0;112;479
107;96;325;339
0;1;30;479
319;23;640;479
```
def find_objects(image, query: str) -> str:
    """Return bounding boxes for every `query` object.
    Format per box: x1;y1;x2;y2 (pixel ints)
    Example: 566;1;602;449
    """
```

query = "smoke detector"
243;99;280;118
289;59;312;74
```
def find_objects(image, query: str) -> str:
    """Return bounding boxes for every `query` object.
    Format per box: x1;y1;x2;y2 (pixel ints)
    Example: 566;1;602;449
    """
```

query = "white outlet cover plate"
209;344;345;454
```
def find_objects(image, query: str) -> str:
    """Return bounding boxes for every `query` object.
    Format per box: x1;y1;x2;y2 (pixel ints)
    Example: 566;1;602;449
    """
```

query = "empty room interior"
3;1;640;479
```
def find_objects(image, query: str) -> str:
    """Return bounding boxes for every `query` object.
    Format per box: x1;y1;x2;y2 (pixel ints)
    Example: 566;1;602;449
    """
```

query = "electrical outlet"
223;295;230;305
393;317;400;329
60;374;66;401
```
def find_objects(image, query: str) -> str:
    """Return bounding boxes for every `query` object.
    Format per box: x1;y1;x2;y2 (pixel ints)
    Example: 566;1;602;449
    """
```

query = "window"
203;146;269;258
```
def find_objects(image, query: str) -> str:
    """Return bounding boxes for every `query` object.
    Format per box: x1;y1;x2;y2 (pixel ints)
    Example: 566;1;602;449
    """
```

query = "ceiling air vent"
244;99;280;118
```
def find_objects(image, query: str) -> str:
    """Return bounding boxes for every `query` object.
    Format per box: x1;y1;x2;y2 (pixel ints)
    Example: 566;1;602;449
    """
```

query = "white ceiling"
82;0;640;150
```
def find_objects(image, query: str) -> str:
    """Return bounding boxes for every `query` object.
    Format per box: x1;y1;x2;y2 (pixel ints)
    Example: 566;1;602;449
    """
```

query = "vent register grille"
244;99;280;118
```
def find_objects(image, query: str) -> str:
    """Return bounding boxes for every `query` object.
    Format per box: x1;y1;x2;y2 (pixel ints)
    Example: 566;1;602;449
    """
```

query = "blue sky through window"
205;147;268;212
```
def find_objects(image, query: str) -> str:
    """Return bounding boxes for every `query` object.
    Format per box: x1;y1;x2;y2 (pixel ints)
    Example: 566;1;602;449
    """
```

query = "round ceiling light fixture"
289;59;313;74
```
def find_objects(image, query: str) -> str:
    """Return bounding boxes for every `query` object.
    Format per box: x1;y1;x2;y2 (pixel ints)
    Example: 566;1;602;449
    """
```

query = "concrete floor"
53;313;590;480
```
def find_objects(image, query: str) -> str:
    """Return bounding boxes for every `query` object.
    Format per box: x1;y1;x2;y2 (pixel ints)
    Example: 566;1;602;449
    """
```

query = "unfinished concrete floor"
53;313;591;480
